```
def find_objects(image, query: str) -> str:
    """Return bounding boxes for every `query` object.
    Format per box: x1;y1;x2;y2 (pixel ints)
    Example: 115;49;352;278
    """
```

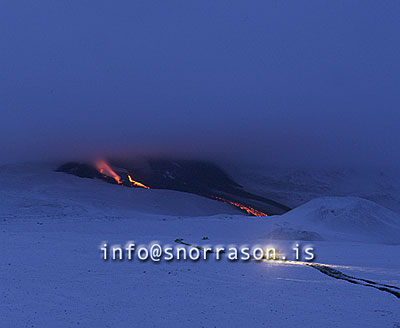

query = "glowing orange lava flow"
214;196;267;217
95;160;150;189
128;174;150;189
95;160;123;184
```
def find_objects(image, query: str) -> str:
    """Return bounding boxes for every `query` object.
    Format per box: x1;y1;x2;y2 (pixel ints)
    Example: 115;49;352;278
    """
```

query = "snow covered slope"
1;163;400;327
0;162;242;219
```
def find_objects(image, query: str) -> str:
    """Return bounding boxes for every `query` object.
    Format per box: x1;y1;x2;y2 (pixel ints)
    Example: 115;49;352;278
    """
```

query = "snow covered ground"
1;163;400;327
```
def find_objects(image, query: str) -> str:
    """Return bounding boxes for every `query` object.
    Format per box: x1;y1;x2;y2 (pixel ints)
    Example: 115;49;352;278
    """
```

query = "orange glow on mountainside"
95;160;123;185
214;196;268;217
128;174;150;189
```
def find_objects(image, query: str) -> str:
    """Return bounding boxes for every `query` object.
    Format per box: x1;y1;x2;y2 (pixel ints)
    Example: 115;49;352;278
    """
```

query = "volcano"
56;159;291;216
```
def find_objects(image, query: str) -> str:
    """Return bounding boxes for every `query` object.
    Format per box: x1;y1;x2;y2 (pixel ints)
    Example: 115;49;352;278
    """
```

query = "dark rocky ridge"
57;159;291;216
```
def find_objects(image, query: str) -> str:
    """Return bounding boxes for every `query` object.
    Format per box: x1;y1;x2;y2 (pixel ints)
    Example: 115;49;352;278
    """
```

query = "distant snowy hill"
226;164;400;213
269;197;400;244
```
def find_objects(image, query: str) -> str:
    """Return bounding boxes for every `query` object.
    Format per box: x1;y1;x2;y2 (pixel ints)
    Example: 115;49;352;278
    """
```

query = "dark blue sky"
1;1;399;167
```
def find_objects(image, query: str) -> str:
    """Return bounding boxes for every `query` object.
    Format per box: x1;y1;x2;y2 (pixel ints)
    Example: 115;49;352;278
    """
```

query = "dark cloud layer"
1;0;399;168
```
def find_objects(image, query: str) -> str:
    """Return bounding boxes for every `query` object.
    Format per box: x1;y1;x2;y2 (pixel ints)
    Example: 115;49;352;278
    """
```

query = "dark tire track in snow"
309;264;400;299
